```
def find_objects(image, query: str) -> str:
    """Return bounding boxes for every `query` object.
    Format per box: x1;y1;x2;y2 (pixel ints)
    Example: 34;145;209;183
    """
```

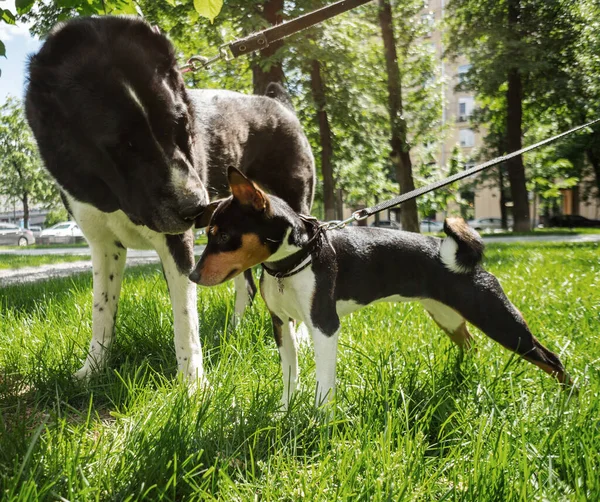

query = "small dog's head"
26;16;208;233
189;167;296;286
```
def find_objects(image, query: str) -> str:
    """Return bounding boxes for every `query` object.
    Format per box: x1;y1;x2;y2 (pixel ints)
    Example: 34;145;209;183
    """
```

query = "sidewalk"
1;234;597;287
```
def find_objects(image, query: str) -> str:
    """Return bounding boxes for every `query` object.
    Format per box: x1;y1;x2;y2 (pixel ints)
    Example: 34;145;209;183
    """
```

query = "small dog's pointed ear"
228;166;268;212
195;200;222;228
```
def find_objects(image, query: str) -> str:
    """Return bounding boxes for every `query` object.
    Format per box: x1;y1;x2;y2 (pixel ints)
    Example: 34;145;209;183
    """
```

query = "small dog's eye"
217;232;230;244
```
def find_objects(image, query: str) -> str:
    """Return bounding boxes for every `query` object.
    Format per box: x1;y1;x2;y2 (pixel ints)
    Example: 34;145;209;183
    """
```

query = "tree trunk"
499;166;508;229
252;0;285;95
586;146;600;195
506;0;530;232
22;191;30;229
378;0;419;233
309;59;336;221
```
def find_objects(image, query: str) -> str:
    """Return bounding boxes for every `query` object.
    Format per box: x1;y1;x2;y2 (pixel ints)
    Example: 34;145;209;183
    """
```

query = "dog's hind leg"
74;241;127;380
441;270;569;383
420;299;474;350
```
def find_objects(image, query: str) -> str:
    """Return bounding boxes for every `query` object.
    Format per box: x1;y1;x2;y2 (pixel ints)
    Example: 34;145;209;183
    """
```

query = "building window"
458;96;474;121
421;13;434;37
458;64;472;84
459;129;475;148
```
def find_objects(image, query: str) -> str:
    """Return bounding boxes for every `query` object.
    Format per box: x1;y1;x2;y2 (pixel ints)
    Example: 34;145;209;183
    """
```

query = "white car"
467;217;505;231
419;219;444;233
38;221;85;244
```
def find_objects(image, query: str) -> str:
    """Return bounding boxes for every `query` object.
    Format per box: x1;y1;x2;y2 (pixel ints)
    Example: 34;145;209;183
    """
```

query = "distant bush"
44;207;69;227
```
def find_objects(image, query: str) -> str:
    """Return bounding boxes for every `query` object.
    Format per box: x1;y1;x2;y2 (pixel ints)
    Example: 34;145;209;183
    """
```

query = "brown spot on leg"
435;320;474;350
421;299;474;350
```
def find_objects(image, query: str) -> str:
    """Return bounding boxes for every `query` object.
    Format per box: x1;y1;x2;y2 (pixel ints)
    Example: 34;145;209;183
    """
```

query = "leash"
180;0;374;73
320;117;600;230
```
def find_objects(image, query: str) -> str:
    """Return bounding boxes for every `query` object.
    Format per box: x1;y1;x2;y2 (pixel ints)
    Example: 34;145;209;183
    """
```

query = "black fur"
26;16;314;237
443;217;485;271
194;189;568;382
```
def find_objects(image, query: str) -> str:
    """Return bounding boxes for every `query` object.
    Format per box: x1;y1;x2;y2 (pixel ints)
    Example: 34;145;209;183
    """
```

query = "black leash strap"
229;0;373;58
181;0;374;72
353;118;600;220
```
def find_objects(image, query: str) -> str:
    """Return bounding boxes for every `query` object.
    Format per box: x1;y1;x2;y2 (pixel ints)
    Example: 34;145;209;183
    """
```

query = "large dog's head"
26;16;208;233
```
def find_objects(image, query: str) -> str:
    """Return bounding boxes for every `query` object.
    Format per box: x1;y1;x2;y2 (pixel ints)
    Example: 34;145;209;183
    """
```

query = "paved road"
1;234;597;287
0;233;597;258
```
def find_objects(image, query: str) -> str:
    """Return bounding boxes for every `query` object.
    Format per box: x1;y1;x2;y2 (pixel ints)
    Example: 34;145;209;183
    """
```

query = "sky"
0;0;42;103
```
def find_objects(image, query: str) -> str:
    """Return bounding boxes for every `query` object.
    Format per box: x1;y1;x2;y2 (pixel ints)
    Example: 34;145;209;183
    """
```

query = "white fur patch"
124;82;148;118
440;236;470;274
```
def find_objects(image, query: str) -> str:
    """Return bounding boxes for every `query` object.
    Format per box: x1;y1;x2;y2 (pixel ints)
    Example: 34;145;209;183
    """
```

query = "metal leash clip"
180;43;232;73
320;208;368;231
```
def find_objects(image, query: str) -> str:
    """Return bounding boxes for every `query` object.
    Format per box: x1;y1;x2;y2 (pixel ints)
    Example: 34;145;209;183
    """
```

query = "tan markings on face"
209;225;218;236
199;233;271;286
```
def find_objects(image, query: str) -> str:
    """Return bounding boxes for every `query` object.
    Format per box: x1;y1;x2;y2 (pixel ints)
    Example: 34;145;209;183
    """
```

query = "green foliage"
0;97;60;214
193;0;222;22
44;207;70;227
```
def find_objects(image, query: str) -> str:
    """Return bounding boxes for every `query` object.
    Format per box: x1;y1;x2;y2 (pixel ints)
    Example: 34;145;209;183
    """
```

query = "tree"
0;97;58;228
377;0;419;233
446;0;581;231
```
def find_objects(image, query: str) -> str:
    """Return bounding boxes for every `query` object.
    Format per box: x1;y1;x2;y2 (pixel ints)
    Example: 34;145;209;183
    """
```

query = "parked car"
548;214;600;228
29;225;43;238
467;217;507;231
420;219;444;233
38;221;85;244
370;220;401;230
0;223;35;246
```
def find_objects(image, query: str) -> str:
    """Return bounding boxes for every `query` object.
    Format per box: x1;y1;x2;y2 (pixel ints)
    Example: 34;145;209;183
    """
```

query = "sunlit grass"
0;242;598;500
0;254;91;270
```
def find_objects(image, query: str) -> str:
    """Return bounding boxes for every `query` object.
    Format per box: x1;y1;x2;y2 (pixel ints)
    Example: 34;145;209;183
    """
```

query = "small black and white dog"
190;167;568;408
25;17;314;385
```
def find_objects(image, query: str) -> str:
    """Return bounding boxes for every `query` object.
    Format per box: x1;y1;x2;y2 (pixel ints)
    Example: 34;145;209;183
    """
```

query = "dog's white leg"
233;273;251;326
156;243;206;387
421;299;474;349
278;319;299;411
310;327;340;406
74;242;127;379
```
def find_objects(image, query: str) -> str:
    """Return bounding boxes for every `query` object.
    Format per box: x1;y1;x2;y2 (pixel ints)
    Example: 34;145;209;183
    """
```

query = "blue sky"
0;0;41;103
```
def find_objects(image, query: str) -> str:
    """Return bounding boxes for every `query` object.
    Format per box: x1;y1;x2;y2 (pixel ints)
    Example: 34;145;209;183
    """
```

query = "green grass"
478;227;600;237
0;242;598;500
0;254;91;270
0;242;90;251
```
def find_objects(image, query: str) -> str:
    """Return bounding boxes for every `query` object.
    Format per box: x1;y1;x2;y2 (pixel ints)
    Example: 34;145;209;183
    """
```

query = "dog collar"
262;215;322;280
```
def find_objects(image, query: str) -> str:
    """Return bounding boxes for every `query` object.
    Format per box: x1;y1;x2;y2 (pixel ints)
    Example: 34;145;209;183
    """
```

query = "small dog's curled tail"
440;217;484;273
265;82;295;112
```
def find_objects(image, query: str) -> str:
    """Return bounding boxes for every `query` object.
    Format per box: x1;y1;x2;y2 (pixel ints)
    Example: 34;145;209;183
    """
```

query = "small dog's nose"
189;267;201;283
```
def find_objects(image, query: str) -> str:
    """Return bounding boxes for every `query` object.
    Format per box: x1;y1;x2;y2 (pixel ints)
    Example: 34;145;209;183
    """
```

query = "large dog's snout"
179;199;206;221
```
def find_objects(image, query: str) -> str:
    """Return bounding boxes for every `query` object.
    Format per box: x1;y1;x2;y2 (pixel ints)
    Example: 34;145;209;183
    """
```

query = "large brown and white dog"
25;16;315;385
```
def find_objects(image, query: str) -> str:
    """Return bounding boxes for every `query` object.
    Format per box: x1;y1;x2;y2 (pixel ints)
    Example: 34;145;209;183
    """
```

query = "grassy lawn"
0;254;91;270
0;241;598;500
0;242;90;251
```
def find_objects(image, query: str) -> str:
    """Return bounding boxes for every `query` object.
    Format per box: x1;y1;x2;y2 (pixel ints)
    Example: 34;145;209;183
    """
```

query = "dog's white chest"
261;267;316;322
67;196;158;250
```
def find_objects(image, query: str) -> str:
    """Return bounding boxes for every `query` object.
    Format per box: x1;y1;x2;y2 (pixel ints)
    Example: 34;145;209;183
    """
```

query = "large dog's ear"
228;166;268;212
195;200;223;228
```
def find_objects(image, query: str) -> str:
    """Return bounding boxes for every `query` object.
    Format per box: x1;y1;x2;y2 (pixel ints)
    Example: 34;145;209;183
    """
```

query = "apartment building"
425;0;600;224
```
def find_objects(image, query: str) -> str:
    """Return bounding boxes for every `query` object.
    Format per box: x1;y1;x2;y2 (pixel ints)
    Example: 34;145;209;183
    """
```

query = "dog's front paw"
73;362;94;381
178;361;211;393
